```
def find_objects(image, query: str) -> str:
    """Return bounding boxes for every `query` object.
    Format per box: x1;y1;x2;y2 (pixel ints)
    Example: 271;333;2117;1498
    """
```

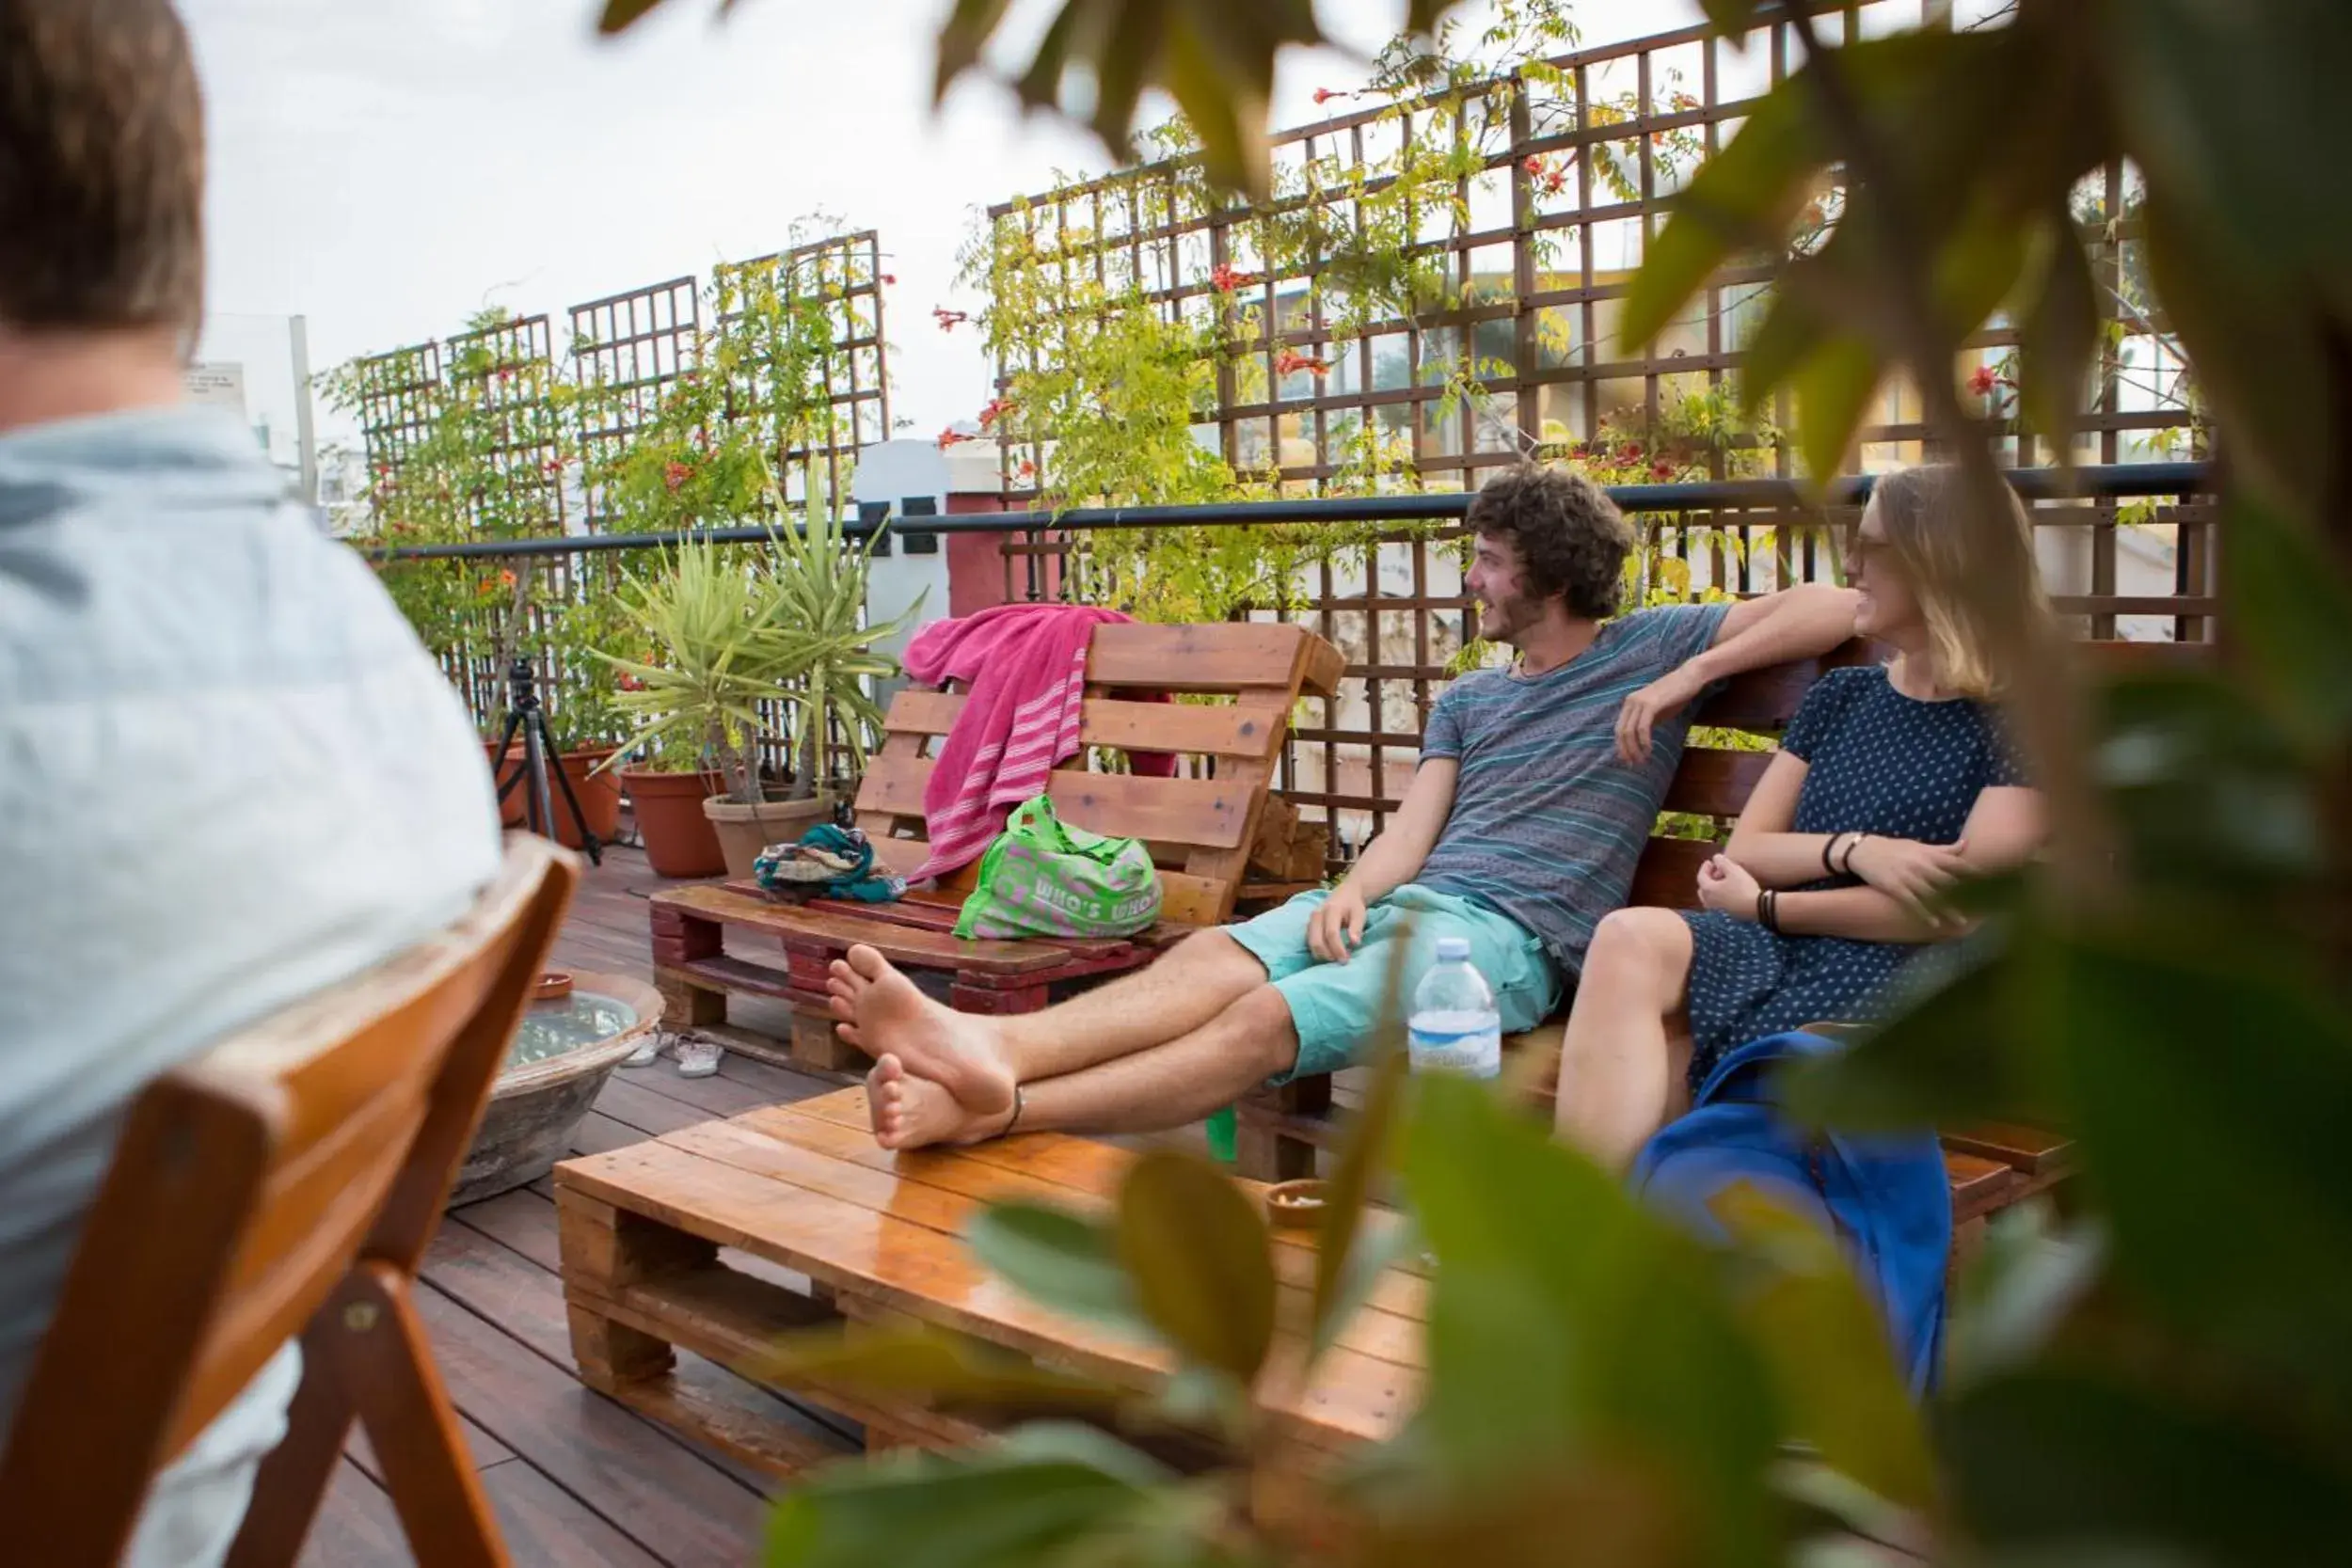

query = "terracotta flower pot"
621;766;728;879
702;792;832;882
483;740;622;850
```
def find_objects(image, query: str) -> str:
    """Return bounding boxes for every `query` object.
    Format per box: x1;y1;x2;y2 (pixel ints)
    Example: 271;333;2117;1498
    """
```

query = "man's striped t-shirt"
1414;601;1729;974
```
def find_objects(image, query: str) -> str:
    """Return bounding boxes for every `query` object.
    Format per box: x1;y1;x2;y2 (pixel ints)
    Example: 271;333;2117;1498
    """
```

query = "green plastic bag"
954;796;1164;941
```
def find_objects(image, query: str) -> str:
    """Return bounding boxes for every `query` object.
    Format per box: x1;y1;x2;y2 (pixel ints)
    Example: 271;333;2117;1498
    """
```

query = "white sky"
183;0;1704;447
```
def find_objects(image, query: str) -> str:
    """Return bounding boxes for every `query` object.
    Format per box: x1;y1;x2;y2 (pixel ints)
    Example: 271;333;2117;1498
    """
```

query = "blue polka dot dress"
1679;664;2026;1088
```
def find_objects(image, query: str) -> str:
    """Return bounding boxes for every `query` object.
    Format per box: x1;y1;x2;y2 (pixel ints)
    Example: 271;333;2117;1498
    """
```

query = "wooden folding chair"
0;835;579;1567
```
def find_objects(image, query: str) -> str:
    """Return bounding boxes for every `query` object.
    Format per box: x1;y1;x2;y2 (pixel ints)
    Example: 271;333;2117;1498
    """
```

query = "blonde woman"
1557;465;2049;1171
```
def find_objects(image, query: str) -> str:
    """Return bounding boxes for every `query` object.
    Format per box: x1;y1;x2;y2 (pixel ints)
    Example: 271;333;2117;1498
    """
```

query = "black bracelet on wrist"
1821;832;1848;878
1757;888;1780;932
1839;833;1866;876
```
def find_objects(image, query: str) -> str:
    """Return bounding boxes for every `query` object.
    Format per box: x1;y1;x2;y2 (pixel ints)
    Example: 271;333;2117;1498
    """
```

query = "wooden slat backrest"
855;621;1342;926
0;835;577;1562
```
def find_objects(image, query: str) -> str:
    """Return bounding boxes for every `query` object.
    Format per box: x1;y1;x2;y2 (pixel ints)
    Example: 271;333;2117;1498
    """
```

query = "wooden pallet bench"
552;1086;1417;1494
1231;638;2204;1244
648;621;1343;1074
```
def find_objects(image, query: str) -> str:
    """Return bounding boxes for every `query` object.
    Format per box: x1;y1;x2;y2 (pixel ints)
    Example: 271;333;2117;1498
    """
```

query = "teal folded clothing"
755;822;905;903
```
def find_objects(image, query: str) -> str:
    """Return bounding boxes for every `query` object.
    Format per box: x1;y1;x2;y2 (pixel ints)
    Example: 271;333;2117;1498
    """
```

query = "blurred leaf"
1774;1458;1934;1566
2014;211;2098;449
1354;1459;1695;1568
763;1421;1171;1568
1942;1370;2352;1566
1713;1186;1937;1511
1697;0;1763;38
2042;919;2352;1407
1116;1150;1279;1385
1944;1207;2106;1388
2136;192;2333;525
1404;1074;1782;1567
1782;925;2052;1134
1927;199;2032;341
966;1201;1152;1340
1792;334;1885;484
2094;668;2323;896
1621;81;1822;351
1311;928;1415;1363
934;0;1017;105
2110;0;2352;294
755;1325;1125;1416
2217;488;2352;753
1735;289;1827;418
596;0;663;31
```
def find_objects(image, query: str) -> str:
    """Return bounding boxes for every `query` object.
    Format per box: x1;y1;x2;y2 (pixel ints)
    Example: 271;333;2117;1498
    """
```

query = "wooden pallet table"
552;1087;1422;1486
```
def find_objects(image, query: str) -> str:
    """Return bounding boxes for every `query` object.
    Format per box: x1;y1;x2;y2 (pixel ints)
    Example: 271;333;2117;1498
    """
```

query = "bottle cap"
1434;936;1472;962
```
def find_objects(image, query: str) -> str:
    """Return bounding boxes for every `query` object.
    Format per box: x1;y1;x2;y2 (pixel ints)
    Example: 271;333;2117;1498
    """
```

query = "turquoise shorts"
1228;883;1565;1082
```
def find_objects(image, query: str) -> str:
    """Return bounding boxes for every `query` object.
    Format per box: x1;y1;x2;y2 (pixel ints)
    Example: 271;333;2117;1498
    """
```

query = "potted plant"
595;534;808;880
615;737;728;879
764;483;924;816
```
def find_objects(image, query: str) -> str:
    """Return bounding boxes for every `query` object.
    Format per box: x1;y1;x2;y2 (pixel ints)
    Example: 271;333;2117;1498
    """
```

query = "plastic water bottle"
1407;937;1502;1078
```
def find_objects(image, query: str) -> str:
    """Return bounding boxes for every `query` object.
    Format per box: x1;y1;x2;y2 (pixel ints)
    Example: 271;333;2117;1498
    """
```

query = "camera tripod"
487;656;603;865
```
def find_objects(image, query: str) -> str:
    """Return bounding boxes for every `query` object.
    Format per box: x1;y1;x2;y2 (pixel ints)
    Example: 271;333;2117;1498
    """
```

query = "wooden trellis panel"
720;230;891;513
569;277;701;531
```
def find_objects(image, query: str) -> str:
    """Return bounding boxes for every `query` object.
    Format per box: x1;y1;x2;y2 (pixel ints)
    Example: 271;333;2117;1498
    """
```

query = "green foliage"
590;483;914;803
593;531;803;804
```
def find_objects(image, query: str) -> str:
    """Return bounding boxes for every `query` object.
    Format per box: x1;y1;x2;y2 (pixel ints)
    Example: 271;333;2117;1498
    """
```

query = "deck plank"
409;1274;771;1568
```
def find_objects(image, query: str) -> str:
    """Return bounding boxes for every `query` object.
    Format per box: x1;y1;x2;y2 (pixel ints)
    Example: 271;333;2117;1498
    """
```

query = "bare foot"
828;945;1015;1117
866;1053;1016;1150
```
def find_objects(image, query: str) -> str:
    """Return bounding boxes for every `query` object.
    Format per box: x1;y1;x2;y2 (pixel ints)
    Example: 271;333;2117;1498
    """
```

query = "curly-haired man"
832;464;1862;1148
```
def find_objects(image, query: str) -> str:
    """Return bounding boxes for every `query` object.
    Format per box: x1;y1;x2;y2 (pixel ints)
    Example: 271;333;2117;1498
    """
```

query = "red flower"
1616;441;1645;466
542;457;564;477
616;673;645;692
1968;364;2001;398
663;460;693;492
498;568;517;588
1522;154;1543;175
937;427;975;449
1649;459;1676;482
1210;263;1256;294
1275;349;1331;379
1313;87;1341;105
932;307;969;331
880;273;897;285
1015;458;1037;481
497;367;514;384
977;396;1014;429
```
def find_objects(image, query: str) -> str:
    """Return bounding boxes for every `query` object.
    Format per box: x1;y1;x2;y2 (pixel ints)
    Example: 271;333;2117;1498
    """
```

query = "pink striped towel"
903;604;1173;884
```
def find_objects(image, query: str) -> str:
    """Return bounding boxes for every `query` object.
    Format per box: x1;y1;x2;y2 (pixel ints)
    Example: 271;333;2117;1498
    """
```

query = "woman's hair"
1867;464;2052;699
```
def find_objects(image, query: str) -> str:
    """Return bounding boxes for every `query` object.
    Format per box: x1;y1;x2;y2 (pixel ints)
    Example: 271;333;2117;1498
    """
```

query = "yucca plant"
759;479;926;801
592;535;798;806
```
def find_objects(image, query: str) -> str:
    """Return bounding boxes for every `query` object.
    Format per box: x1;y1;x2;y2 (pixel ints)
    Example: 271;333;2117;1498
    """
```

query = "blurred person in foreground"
0;1;499;1560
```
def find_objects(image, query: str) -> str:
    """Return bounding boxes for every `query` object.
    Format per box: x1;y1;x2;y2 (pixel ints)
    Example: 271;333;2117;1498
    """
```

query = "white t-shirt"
0;405;501;1555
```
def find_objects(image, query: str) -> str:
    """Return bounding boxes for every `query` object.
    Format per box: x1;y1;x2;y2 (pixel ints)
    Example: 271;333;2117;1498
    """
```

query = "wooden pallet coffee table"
552;1087;1422;1484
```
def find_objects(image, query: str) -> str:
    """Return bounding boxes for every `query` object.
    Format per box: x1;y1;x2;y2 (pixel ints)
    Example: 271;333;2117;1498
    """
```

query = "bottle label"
1408;1015;1502;1078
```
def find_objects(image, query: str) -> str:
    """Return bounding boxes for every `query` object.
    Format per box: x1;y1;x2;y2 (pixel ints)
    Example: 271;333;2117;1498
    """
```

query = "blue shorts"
1228;883;1565;1081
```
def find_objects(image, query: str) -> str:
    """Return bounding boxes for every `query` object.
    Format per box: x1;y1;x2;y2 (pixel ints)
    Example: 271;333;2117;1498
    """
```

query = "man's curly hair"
1466;465;1634;620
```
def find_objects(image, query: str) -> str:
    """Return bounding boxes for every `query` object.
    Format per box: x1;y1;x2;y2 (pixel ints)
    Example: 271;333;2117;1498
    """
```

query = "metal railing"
367;461;2215;857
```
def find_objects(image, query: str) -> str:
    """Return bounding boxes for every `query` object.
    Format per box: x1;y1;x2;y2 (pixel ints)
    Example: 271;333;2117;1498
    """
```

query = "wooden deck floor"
304;834;865;1567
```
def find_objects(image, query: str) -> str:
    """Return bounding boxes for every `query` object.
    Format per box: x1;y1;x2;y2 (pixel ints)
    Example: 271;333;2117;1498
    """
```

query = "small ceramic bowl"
1263;1179;1328;1227
533;971;575;1002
